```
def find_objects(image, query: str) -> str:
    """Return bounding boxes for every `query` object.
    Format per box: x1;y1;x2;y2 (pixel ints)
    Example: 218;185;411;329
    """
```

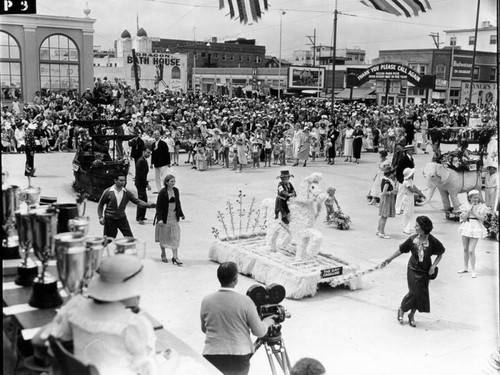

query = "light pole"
278;9;286;100
192;42;210;92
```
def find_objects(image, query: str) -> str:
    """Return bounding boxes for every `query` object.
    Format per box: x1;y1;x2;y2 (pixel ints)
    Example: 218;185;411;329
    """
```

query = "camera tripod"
254;334;291;375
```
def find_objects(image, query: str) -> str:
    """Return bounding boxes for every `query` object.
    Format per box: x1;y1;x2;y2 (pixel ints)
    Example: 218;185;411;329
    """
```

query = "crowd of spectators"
1;83;497;171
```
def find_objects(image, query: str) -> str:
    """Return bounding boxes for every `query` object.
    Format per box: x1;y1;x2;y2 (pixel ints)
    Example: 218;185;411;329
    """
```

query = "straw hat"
86;254;144;302
403;168;415;180
277;170;294;179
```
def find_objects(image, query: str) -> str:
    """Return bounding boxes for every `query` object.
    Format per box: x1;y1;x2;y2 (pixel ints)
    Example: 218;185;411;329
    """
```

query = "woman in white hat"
400;168;425;234
32;255;156;374
457;190;489;278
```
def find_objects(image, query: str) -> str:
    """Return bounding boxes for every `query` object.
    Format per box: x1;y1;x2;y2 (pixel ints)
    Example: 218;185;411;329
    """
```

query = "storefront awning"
336;88;376;100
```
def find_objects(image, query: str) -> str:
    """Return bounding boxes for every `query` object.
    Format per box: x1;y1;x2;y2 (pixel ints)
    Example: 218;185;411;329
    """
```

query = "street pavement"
2;146;498;375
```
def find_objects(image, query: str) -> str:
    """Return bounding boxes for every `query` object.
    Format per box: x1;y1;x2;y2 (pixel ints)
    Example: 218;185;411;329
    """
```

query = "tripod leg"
280;339;292;375
265;343;279;375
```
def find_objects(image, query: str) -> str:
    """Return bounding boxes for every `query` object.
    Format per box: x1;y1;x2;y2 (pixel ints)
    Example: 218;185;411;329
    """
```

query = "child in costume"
325;187;340;222
275;170;297;224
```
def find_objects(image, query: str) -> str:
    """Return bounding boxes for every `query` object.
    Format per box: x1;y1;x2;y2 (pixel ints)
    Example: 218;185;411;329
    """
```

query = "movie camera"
247;283;292;375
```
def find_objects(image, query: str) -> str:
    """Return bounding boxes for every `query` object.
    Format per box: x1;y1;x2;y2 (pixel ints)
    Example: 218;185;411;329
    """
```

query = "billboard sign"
288;66;325;90
460;82;497;105
452;55;473;78
356;63;422;86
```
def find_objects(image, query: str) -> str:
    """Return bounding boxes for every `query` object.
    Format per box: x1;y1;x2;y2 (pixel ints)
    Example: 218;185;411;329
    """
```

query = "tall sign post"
330;0;338;120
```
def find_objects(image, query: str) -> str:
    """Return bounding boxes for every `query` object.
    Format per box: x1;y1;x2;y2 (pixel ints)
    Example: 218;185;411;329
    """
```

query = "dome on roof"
121;29;131;38
137;28;148;37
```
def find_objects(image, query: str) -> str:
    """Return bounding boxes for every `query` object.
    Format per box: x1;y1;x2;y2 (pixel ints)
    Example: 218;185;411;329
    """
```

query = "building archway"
0;31;22;100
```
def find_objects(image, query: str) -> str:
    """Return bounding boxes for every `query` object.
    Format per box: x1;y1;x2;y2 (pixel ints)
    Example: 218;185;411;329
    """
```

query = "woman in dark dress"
382;216;444;327
352;123;364;164
154;175;185;265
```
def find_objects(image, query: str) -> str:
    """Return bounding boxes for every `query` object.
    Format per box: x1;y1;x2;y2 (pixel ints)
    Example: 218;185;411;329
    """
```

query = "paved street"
2;148;498;375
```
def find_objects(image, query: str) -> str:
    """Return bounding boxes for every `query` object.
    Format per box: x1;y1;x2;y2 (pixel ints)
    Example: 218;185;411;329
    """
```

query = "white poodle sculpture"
263;172;327;261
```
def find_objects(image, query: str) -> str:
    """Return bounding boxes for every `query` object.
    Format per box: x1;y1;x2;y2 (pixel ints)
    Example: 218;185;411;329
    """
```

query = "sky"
36;0;497;62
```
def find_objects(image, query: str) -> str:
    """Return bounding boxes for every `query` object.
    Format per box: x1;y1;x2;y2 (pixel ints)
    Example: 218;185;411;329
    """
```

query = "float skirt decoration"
209;234;361;299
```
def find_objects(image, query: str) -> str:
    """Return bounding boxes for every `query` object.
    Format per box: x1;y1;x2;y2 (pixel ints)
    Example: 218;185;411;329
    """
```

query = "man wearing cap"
200;262;276;375
97;172;155;238
150;130;170;193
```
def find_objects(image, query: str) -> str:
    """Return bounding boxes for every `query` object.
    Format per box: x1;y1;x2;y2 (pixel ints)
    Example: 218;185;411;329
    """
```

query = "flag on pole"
360;0;431;17
220;0;269;23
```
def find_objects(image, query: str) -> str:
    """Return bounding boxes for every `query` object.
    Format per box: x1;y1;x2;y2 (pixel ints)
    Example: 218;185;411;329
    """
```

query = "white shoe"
457;269;468;274
471;271;477;278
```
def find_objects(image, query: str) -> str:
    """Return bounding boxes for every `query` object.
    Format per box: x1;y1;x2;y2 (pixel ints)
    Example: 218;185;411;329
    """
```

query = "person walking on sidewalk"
135;148;152;225
97;172;155;238
150;130;170;192
382;216;444;328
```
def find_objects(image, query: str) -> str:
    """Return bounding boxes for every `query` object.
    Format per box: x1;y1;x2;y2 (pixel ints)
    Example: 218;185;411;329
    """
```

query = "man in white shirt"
200;262;276;375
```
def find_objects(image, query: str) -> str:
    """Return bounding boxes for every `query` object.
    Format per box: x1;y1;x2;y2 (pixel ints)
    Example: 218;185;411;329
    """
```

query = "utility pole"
306;29;316;67
429;32;442;49
330;1;338;119
467;0;481;126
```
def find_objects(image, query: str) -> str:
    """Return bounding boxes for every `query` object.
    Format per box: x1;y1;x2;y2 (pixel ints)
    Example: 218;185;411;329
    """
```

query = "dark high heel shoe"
408;315;416;327
161;254;168;263
292;162;299;166
303;162;307;167
172;257;183;266
397;308;404;324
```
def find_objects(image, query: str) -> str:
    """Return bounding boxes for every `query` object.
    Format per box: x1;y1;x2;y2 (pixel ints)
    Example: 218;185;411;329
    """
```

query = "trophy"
54;232;86;295
113;237;146;258
2;184;20;259
19;185;41;208
83;236;108;288
14;211;38;286
67;192;90;237
29;209;63;308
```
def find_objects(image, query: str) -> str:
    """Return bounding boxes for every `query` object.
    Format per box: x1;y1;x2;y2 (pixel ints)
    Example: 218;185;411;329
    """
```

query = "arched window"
0;31;22;100
39;34;79;94
171;66;181;79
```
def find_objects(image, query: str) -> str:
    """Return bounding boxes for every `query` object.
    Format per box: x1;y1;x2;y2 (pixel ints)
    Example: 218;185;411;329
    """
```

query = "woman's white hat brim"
86;254;146;302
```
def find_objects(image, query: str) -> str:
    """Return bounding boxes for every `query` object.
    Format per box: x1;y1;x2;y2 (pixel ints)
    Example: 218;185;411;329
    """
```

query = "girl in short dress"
457;189;488;278
377;167;397;239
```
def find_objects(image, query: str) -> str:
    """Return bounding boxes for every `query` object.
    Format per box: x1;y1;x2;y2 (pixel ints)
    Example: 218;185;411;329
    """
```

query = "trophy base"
29;280;63;309
15;264;39;287
2;243;20;260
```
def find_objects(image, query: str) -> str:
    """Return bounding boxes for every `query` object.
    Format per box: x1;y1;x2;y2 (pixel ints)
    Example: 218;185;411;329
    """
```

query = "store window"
171;66;181;79
490;35;497;45
436;64;446;79
468;36;475;45
39;34;79;93
0;31;22;100
450;36;457;46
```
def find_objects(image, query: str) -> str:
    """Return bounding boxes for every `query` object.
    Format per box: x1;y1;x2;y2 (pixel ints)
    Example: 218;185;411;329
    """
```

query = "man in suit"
135;148;152;225
97;172;155;238
128;128;145;165
150;130;170;193
200;262;276;375
395;145;415;212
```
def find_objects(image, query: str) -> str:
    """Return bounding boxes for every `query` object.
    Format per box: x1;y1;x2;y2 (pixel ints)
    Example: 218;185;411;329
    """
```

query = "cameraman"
200;262;276;375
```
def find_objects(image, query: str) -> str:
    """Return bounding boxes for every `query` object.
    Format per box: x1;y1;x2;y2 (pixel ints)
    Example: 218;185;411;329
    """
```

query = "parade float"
209;174;373;300
72;119;133;201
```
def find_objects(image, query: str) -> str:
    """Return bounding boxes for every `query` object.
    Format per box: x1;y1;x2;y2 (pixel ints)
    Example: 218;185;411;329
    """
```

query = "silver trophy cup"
68;216;90;238
113;237;146;258
54;232;86;295
14;210;38;286
83;236;108;290
29;209;63;308
19;185;41;207
2;184;20;259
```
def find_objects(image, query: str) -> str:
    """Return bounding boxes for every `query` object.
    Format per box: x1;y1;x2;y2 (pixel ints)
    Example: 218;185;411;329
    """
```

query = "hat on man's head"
403;168;415;180
404;145;414;151
277;170;294;179
86;254;144;302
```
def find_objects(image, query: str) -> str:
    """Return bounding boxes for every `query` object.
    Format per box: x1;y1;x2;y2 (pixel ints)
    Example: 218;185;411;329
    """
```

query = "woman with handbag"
381;216;445;328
